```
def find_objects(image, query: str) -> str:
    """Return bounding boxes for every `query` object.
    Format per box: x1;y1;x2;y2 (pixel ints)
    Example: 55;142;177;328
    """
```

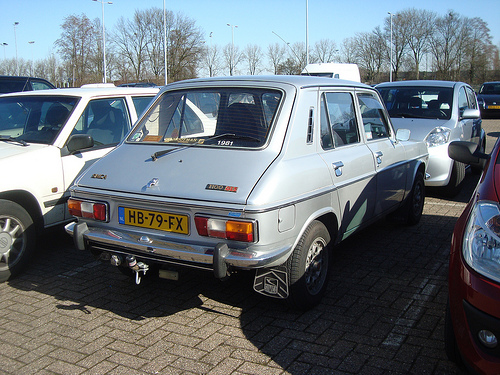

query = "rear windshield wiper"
0;136;28;146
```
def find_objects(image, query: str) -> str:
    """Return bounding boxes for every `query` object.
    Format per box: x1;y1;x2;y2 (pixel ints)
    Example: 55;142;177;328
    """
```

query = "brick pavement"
1;119;499;374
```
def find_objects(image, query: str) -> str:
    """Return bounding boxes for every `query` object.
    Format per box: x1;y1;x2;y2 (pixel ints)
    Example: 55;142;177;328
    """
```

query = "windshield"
377;86;453;120
479;83;500;95
128;88;282;148
0;95;77;144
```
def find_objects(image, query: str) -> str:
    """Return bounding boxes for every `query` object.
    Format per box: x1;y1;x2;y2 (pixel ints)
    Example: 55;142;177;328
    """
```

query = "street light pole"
13;22;19;75
93;0;112;83
1;43;7;60
306;0;309;66
388;12;393;82
227;23;237;76
28;41;35;75
163;0;168;85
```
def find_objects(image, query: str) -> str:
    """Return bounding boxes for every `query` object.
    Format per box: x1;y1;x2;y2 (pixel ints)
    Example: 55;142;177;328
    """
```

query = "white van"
301;63;361;82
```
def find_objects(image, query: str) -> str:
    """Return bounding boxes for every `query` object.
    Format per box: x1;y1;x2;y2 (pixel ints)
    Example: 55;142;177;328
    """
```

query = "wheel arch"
0;190;44;232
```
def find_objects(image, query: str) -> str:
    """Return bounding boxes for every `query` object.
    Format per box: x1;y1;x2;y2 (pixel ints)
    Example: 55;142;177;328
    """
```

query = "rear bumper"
65;221;292;276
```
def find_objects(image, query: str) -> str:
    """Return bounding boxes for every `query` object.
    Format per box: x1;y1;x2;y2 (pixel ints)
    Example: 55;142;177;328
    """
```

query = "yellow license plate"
118;207;189;234
488;105;500;109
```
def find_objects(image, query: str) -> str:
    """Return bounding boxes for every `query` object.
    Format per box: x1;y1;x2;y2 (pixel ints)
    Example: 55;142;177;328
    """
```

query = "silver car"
66;76;428;310
376;80;485;196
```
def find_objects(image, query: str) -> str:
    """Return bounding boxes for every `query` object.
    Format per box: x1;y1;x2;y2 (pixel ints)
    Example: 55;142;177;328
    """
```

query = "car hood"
75;143;279;205
390;117;452;141
478;94;500;103
0;141;47;160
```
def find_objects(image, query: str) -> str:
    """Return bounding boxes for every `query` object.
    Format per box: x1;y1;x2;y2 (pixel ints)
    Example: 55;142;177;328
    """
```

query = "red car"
446;139;500;374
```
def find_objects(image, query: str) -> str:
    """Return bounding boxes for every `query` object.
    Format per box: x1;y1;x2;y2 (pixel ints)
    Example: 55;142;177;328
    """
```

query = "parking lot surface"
1;119;499;375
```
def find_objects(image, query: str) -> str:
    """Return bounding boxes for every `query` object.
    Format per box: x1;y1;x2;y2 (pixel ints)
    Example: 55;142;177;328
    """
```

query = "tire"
404;172;425;225
0;200;36;282
287;220;331;310
443;161;465;197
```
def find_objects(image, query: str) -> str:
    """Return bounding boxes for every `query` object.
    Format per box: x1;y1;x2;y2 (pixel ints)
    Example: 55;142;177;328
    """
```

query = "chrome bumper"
65;222;292;277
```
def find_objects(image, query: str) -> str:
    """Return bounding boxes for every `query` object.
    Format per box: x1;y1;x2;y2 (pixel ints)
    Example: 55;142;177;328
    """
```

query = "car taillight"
68;199;108;221
194;216;255;242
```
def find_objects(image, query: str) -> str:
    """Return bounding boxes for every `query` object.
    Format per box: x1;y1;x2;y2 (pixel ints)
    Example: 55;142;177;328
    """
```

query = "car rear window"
128;88;282;148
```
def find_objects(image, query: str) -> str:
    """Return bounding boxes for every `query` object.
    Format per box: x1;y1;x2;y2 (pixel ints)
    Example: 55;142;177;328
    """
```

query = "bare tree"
201;43;222;77
267;43;287;74
401;8;436;79
223;43;244;75
313;39;338;63
55;14;99;86
244;44;263;75
353;28;385;82
339;37;358;64
384;12;411;81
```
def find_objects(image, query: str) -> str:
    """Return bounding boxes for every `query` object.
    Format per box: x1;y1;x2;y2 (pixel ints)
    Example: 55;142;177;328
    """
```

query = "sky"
1;0;499;64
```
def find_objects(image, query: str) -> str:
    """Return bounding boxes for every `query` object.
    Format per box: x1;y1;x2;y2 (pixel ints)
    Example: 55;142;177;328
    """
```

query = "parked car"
65;75;428;310
446;140;500;374
0;86;159;281
0;75;55;93
477;81;500;119
376;80;485;196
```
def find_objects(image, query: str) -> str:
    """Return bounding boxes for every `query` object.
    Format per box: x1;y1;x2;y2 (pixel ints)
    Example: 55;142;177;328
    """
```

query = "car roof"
375;80;462;89
0;86;160;99
163;75;372;90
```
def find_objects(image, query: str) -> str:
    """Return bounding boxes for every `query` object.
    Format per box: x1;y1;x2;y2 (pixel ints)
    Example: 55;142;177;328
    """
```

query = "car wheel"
443;161;465;197
405;172;425;225
0;200;36;282
287;220;331;310
444;300;464;367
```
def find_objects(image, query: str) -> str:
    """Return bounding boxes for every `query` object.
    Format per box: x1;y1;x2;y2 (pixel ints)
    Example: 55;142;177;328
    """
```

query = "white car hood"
390;118;453;141
0;142;50;162
76;143;279;205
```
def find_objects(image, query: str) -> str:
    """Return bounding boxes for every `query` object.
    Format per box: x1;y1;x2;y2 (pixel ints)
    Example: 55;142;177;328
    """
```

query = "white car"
65;76;428;310
376;80;485;196
0;86;159;281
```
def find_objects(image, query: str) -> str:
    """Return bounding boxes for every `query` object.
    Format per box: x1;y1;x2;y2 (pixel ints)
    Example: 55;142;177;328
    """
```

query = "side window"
31;80;54;91
132;96;155;117
466;87;478;110
458;87;469;112
357;92;391;140
320;92;358;150
71;97;131;147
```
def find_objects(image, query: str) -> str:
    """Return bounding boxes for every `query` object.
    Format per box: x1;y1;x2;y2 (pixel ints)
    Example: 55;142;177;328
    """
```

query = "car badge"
146;178;159;188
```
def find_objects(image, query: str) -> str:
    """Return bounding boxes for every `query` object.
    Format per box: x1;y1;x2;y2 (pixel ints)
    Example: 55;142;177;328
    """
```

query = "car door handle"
332;161;344;177
375;151;383;164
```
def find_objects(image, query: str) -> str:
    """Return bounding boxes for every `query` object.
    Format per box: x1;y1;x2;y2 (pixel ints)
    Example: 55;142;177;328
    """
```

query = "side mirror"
448;141;489;170
461;108;481;120
395;128;410;142
65;134;94;155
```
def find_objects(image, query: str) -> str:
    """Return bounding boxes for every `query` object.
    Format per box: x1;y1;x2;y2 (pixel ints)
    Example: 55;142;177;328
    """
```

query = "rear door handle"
375;151;383;164
332;161;344;177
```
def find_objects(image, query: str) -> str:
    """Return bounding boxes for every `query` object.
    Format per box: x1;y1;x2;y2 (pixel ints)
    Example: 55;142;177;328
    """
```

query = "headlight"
463;201;500;284
425;127;451;147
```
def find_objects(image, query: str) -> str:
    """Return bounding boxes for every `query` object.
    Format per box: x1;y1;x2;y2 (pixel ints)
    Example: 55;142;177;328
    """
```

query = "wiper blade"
0;136;28;146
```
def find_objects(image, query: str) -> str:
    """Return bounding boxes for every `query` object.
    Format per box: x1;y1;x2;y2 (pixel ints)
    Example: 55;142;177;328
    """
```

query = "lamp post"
306;0;309;66
28;41;35;75
13;22;19;75
227;23;237;76
1;43;7;60
163;0;168;85
92;0;112;83
388;12;393;82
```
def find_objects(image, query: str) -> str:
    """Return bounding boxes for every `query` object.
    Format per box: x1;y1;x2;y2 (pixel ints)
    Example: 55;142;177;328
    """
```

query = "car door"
318;90;377;238
356;90;407;216
61;96;132;220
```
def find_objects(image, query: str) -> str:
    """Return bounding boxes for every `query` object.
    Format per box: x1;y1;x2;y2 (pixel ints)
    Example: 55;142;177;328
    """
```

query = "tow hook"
126;255;149;285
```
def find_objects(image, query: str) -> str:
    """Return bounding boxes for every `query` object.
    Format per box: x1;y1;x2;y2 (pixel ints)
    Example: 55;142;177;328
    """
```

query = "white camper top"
301;63;361;82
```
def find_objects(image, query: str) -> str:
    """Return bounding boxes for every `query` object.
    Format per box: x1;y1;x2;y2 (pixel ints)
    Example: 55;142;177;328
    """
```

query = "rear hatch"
75;143;278;205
